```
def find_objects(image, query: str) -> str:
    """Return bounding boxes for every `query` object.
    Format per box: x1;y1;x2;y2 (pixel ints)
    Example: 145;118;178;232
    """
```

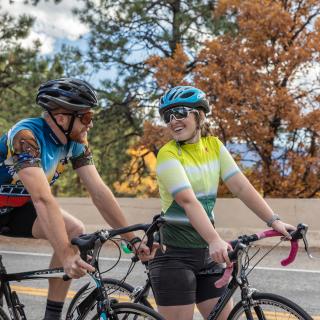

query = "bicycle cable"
246;238;283;276
100;238;123;275
100;236;138;296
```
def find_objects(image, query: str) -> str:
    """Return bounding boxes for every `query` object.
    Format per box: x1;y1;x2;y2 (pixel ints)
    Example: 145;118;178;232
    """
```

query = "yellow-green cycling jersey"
156;136;240;248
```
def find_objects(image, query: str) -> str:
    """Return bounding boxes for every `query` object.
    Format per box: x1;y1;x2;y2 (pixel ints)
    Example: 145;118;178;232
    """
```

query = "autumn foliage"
141;0;320;198
114;122;171;197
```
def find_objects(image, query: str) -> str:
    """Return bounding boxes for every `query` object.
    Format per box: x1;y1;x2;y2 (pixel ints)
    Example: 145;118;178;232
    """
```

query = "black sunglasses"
162;106;196;124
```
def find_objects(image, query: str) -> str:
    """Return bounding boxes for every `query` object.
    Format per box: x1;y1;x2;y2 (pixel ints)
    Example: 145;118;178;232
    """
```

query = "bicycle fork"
92;273;119;320
2;284;27;320
240;285;261;320
0;256;26;320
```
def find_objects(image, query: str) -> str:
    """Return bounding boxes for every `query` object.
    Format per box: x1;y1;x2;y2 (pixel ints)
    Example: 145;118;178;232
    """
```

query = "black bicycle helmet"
36;78;98;111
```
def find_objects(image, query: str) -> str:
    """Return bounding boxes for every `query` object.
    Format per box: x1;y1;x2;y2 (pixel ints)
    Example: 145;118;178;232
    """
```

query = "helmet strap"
47;110;75;140
175;128;200;155
176;128;200;144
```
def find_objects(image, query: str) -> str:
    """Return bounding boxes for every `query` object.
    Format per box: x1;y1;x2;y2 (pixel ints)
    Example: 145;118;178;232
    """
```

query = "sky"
3;0;320;92
2;0;88;55
2;0;115;86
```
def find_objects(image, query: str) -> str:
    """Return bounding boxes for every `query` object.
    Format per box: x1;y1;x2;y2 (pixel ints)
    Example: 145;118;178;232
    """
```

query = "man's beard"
70;131;87;144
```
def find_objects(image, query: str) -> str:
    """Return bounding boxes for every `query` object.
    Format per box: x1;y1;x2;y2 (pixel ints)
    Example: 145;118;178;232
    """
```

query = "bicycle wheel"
0;307;10;320
66;278;153;320
91;302;164;320
228;292;313;320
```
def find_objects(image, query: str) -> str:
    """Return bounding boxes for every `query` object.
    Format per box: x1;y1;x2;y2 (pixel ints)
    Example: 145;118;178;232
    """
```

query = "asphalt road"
0;238;319;319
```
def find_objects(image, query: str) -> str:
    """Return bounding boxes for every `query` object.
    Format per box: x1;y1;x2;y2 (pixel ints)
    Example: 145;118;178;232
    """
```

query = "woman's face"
163;107;200;143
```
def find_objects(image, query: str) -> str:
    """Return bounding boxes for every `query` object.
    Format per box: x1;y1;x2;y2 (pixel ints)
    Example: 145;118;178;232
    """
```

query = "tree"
73;0;235;194
146;0;320;198
0;8;63;133
0;7;77;195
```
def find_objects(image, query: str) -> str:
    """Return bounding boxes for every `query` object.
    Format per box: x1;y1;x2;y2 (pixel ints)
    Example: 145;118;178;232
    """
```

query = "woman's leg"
149;247;202;320
196;251;232;319
197;297;233;320
157;304;195;320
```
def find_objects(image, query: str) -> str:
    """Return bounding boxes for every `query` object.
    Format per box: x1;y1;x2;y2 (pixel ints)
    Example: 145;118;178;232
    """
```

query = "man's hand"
63;252;95;279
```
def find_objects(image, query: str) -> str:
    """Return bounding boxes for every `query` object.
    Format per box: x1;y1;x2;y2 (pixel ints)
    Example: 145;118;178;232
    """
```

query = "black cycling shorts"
0;201;37;238
148;246;227;306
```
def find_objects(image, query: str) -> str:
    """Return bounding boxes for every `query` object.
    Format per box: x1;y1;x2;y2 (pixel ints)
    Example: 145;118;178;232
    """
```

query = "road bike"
0;223;165;320
67;215;315;320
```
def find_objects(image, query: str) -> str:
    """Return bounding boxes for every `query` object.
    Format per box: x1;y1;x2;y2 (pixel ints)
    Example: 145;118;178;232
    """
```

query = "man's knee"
67;219;85;239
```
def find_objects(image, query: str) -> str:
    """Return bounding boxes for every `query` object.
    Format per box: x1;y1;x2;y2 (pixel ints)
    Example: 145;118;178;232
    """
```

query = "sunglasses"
162;107;197;124
59;112;94;126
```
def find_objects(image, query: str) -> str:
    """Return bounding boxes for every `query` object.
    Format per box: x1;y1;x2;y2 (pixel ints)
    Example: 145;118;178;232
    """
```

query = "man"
0;78;146;320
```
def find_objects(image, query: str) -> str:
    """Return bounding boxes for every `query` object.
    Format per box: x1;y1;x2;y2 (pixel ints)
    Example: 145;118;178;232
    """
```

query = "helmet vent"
79;93;90;101
60;85;72;91
48;91;60;97
180;92;194;99
69;98;82;105
167;90;175;101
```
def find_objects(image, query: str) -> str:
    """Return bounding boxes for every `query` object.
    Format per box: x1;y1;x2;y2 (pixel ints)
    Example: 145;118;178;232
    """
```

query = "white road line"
1;250;319;273
0;250;132;261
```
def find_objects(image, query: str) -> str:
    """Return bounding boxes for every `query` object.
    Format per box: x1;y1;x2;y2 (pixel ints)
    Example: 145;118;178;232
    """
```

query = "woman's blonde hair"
198;110;214;137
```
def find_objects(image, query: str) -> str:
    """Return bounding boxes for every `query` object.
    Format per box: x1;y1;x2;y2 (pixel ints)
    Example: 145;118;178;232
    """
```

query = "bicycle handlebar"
215;223;309;288
63;222;157;281
68;218;310;285
70;223;153;251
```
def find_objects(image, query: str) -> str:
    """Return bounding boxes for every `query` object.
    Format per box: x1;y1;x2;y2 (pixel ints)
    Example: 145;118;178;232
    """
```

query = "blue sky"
3;0;88;55
4;0;320;92
3;0;117;87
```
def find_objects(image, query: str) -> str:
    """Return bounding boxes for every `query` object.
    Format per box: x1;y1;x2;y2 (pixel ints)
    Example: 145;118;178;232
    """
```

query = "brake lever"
301;228;315;260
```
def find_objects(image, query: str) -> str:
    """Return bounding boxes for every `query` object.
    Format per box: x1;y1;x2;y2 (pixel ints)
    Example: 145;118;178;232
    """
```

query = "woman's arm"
225;172;295;237
174;189;232;265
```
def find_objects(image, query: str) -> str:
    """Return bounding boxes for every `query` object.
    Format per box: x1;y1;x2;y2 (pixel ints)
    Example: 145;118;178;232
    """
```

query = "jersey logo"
0;184;30;212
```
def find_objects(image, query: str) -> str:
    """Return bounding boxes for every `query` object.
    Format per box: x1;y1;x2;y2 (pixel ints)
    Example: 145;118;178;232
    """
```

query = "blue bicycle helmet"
159;86;210;116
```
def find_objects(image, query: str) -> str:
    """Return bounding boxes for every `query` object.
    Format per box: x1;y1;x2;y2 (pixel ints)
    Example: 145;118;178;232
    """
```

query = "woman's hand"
271;220;296;239
209;238;232;267
133;241;160;262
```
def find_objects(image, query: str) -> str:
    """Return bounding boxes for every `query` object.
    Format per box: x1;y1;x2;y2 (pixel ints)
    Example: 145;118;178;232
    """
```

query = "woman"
149;86;295;320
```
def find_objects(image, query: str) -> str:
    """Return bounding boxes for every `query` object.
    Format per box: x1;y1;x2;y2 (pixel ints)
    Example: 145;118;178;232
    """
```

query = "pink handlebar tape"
215;229;299;288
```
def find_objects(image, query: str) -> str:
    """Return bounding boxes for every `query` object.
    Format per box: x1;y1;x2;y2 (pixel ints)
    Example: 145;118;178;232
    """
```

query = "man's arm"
18;167;94;277
76;165;138;242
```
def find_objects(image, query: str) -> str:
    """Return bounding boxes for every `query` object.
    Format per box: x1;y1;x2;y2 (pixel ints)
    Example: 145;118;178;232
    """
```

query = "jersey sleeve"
156;148;192;196
218;139;241;182
70;143;94;169
8;129;41;172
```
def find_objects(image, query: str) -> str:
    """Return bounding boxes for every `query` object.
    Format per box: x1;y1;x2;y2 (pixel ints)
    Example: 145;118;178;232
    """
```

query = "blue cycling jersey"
0;117;92;215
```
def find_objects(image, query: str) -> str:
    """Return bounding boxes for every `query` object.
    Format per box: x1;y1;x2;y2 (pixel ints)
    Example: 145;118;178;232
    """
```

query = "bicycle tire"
0;307;10;320
227;292;313;320
66;278;153;320
91;302;163;320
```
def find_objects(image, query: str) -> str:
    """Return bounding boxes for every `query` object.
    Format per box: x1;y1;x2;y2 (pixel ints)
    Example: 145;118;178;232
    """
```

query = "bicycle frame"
0;254;65;320
119;222;313;320
74;236;119;320
207;223;313;319
206;247;250;319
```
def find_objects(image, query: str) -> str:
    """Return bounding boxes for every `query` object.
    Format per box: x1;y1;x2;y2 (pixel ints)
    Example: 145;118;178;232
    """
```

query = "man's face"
69;109;94;144
55;108;94;144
